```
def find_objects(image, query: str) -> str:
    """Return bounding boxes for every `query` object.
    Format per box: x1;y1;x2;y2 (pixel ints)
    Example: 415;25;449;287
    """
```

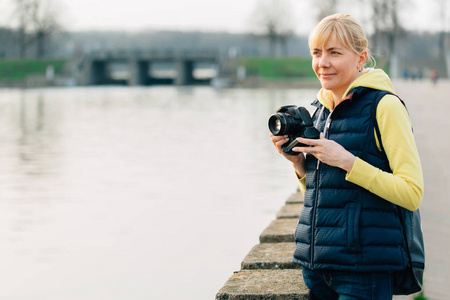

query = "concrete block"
285;192;303;204
276;204;303;219
241;243;300;270
216;269;309;300
259;219;298;243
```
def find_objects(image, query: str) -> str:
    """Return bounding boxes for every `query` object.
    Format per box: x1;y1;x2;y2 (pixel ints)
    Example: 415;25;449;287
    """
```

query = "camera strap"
371;90;409;159
314;105;326;135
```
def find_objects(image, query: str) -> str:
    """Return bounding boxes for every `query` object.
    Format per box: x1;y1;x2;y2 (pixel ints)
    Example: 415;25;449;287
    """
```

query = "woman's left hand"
293;135;356;172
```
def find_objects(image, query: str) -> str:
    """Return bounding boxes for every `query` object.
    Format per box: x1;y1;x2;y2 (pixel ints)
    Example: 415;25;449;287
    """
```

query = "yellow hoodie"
298;69;424;211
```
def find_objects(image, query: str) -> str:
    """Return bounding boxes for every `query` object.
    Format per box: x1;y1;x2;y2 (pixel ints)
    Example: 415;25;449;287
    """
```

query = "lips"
320;73;335;79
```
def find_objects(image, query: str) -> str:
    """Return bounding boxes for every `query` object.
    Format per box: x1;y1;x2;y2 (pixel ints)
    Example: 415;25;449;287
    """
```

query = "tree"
12;0;63;58
30;0;63;58
437;0;448;76
316;0;339;21
12;0;35;58
367;0;405;77
369;0;403;57
248;0;295;57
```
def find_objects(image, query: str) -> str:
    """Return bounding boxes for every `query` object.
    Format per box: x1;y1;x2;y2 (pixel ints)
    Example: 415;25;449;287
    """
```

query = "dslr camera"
268;105;320;155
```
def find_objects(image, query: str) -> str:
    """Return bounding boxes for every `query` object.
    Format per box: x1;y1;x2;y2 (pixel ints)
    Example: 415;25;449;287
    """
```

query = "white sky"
58;0;316;33
1;0;447;34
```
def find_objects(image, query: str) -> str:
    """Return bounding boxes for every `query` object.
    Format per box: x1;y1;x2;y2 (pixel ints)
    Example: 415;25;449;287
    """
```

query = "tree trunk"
36;31;45;58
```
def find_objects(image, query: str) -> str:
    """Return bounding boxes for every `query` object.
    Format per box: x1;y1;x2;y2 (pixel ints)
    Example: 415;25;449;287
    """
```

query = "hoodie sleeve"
345;94;424;211
296;171;307;195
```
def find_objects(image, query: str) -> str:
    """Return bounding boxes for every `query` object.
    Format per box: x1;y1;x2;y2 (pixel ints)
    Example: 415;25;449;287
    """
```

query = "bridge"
75;49;220;86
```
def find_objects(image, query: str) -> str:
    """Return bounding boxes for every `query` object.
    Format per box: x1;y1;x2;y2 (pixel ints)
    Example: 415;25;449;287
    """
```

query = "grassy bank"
239;57;316;78
239;57;390;79
0;59;66;81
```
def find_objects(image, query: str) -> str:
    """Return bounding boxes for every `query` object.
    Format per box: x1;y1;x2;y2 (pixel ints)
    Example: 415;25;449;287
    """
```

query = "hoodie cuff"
345;157;378;189
295;171;307;195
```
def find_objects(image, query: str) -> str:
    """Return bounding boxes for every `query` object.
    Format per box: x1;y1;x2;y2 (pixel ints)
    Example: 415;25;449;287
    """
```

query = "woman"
271;14;423;299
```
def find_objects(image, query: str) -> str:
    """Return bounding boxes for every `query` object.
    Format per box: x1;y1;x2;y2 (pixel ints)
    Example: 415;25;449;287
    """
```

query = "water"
0;86;317;300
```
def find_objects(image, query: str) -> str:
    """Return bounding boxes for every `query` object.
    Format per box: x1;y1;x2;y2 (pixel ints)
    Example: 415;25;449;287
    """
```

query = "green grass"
239;57;316;78
0;59;66;81
239;56;391;79
414;292;427;300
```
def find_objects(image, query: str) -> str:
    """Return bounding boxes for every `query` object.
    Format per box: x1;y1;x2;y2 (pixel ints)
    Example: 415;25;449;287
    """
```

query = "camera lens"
268;114;287;135
275;119;281;132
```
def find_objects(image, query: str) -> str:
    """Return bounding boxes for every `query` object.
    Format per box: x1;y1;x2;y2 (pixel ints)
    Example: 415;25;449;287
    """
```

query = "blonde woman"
271;14;423;299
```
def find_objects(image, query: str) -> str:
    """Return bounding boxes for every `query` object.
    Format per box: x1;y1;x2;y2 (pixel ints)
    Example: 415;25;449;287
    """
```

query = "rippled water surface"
0;86;317;300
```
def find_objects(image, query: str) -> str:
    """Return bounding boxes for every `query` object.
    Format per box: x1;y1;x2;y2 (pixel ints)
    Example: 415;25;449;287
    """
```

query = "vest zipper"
310;109;332;268
311;163;320;268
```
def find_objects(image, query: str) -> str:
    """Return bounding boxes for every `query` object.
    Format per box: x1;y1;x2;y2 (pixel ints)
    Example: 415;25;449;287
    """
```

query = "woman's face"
311;34;366;100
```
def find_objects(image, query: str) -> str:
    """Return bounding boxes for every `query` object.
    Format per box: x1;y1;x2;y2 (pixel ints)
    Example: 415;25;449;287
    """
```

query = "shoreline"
0;76;443;90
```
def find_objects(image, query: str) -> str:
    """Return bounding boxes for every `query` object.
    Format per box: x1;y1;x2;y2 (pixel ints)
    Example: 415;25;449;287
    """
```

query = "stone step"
241;243;300;270
259;218;298;243
276;203;303;219
215;269;309;300
285;191;303;204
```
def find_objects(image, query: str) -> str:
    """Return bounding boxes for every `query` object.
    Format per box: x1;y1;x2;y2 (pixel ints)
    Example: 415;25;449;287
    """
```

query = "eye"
331;51;341;55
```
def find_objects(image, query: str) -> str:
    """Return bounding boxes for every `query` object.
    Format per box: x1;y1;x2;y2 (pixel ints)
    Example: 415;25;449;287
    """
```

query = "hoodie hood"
317;68;395;110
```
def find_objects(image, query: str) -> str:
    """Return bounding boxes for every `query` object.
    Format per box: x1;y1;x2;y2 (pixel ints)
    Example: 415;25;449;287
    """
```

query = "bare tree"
369;0;403;57
248;0;295;57
317;0;339;21
30;0;63;58
437;0;447;59
367;0;407;77
12;0;63;58
12;0;35;58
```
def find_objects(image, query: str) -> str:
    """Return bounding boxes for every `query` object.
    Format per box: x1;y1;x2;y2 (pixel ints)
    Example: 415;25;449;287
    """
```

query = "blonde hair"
309;13;376;68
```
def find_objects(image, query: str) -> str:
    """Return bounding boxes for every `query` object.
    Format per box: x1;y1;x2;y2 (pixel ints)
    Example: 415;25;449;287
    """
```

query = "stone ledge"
241;243;300;270
259;218;298;243
276;204;303;219
216;191;310;299
215;269;309;300
285;192;303;204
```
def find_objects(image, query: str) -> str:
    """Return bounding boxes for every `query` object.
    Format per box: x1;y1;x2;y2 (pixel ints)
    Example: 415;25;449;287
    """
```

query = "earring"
358;66;363;73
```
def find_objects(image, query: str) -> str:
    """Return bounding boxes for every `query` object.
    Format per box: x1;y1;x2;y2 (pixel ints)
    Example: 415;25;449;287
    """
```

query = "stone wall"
215;191;310;299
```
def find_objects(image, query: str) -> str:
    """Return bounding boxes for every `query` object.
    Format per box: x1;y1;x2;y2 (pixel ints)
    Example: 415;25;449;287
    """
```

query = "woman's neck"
331;72;363;108
331;91;344;109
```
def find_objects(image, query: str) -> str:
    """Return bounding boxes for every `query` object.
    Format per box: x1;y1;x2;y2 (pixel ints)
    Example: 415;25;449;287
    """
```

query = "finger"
270;135;279;144
293;146;312;154
275;137;289;148
271;135;288;143
296;137;320;146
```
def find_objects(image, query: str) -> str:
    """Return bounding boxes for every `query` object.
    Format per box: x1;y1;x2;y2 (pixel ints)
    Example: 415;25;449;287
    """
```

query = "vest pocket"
346;202;362;252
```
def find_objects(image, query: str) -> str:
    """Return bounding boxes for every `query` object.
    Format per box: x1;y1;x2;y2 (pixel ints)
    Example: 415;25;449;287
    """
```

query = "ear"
358;50;368;67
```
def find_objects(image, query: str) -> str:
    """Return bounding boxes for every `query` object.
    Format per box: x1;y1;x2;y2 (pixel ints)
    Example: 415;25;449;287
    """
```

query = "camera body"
268;105;320;155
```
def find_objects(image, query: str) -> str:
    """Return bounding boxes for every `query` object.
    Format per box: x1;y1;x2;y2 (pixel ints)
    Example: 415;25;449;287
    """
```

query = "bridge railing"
84;48;221;60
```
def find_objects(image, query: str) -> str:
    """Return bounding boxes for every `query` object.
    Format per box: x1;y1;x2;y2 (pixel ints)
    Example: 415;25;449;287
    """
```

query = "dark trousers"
302;267;393;300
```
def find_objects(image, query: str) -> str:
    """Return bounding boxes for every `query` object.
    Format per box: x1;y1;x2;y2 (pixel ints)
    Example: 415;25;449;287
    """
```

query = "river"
0;86;318;300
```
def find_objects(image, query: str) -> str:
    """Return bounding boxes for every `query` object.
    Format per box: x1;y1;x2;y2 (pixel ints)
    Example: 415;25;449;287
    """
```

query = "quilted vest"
292;87;408;272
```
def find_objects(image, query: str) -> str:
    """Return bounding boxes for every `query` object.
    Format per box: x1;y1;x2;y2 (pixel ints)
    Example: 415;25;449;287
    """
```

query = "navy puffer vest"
293;87;408;272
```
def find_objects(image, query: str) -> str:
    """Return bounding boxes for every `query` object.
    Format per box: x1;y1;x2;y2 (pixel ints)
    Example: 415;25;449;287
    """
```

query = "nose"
318;53;330;68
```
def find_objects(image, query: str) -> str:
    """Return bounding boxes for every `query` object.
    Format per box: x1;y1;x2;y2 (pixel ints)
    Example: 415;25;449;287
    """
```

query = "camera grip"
282;139;306;155
282;127;320;155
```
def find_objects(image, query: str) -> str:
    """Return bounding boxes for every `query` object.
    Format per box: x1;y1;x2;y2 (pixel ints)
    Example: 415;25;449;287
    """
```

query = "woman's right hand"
270;134;306;177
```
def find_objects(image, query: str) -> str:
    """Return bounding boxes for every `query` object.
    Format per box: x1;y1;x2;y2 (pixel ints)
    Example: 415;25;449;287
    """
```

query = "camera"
268;105;320;155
